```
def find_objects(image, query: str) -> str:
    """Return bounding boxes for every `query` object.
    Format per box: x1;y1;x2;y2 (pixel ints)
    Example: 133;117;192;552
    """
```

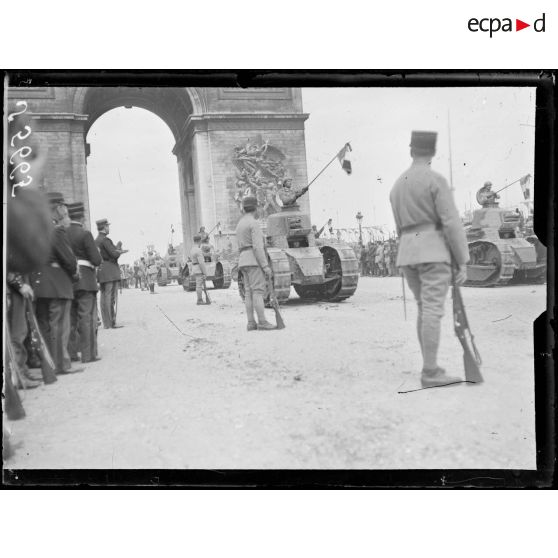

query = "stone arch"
72;86;203;253
72;86;202;142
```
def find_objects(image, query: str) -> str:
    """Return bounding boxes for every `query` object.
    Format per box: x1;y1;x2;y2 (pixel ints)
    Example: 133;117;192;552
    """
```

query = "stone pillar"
30;113;91;227
175;149;199;256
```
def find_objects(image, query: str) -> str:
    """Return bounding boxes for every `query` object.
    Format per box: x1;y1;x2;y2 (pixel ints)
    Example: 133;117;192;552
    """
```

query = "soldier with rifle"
190;235;210;305
235;196;276;330
390;130;469;388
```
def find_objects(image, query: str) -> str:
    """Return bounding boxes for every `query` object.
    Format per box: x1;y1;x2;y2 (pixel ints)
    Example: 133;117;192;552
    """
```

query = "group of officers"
6;191;128;395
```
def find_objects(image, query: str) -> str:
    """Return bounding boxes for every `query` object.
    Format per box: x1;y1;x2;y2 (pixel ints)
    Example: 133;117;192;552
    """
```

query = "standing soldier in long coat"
31;193;83;375
66;202;102;363
390;130;469;388
235;196;275;330
95;218;127;328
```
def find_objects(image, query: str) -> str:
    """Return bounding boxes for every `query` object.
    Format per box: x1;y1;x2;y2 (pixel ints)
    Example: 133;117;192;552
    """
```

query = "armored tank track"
465;241;516;287
318;245;359;301
267;249;291;303
212;261;232;289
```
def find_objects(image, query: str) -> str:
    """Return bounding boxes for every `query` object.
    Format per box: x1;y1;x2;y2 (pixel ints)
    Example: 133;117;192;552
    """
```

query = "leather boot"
421;367;462;388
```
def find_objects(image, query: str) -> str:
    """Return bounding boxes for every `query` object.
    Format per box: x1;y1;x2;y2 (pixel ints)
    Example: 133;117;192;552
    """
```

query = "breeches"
402;262;451;369
240;266;265;295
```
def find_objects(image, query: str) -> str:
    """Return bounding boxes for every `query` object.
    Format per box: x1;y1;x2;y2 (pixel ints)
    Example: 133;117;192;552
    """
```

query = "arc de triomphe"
7;86;310;252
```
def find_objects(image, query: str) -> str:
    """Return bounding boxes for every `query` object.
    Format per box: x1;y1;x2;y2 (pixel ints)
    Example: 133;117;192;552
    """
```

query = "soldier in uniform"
95;218;128;328
390;131;469;388
66;202;103;363
278;178;308;207
32;193;83;375
146;250;158;293
190;235;209;305
235;196;275;330
476;181;500;208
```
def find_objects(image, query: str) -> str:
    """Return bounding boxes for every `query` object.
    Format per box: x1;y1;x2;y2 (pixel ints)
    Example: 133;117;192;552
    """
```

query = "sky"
86;87;536;264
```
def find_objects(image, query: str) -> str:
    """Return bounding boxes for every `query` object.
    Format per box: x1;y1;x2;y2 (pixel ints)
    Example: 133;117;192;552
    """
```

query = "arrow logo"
516;19;530;31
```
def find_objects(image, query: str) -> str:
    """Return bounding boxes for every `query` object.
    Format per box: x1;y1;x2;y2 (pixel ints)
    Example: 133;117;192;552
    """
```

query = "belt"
400;223;442;235
77;259;95;269
50;262;61;268
239;246;253;253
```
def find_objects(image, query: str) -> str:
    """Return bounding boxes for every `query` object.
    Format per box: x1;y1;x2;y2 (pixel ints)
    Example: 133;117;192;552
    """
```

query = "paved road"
5;278;542;469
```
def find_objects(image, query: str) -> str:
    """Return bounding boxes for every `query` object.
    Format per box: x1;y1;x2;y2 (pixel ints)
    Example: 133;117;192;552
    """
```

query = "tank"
182;248;232;291
163;245;180;284
465;207;546;286
239;204;359;303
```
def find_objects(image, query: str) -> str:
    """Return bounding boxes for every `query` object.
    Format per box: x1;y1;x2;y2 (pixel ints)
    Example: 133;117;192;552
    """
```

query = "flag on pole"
520;174;531;200
337;143;352;175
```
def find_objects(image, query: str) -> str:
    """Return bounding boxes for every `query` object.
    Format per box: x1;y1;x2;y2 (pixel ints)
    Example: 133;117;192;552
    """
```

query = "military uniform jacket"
235;213;268;268
31;226;77;300
66;221;102;292
95;232;122;283
390;161;469;266
190;246;207;275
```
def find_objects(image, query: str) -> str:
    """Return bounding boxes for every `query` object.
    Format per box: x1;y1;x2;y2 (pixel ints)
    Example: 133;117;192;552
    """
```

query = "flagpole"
494;175;529;195
306;142;351;189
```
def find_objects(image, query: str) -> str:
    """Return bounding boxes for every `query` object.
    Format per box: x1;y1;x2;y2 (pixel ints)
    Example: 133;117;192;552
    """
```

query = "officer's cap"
96;218;110;230
67;202;85;220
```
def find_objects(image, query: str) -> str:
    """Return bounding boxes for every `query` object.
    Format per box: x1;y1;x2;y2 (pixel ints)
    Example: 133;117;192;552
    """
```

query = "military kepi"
67;202;85;220
96;218;110;230
242;196;258;210
410;130;437;151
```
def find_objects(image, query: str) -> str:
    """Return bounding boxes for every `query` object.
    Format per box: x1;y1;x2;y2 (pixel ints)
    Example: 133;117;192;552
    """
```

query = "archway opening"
86;106;182;266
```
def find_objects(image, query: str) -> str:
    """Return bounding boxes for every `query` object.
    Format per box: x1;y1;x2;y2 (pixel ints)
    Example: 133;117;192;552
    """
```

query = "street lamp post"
356;211;364;246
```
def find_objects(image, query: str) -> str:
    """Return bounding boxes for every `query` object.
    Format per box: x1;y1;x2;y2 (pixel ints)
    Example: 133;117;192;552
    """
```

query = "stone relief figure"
232;138;287;218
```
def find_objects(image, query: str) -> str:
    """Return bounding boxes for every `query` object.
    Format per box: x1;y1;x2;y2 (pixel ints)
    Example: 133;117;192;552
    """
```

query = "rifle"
4;327;26;420
452;282;483;384
25;297;57;384
266;276;285;329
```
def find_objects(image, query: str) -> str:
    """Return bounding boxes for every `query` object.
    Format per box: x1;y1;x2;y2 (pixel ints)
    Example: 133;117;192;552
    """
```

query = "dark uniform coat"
31;226;77;299
95;232;122;283
390;161;469;266
66;221;102;292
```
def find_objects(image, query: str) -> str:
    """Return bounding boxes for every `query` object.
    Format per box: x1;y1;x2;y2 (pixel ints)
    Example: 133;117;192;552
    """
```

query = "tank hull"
464;207;546;287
